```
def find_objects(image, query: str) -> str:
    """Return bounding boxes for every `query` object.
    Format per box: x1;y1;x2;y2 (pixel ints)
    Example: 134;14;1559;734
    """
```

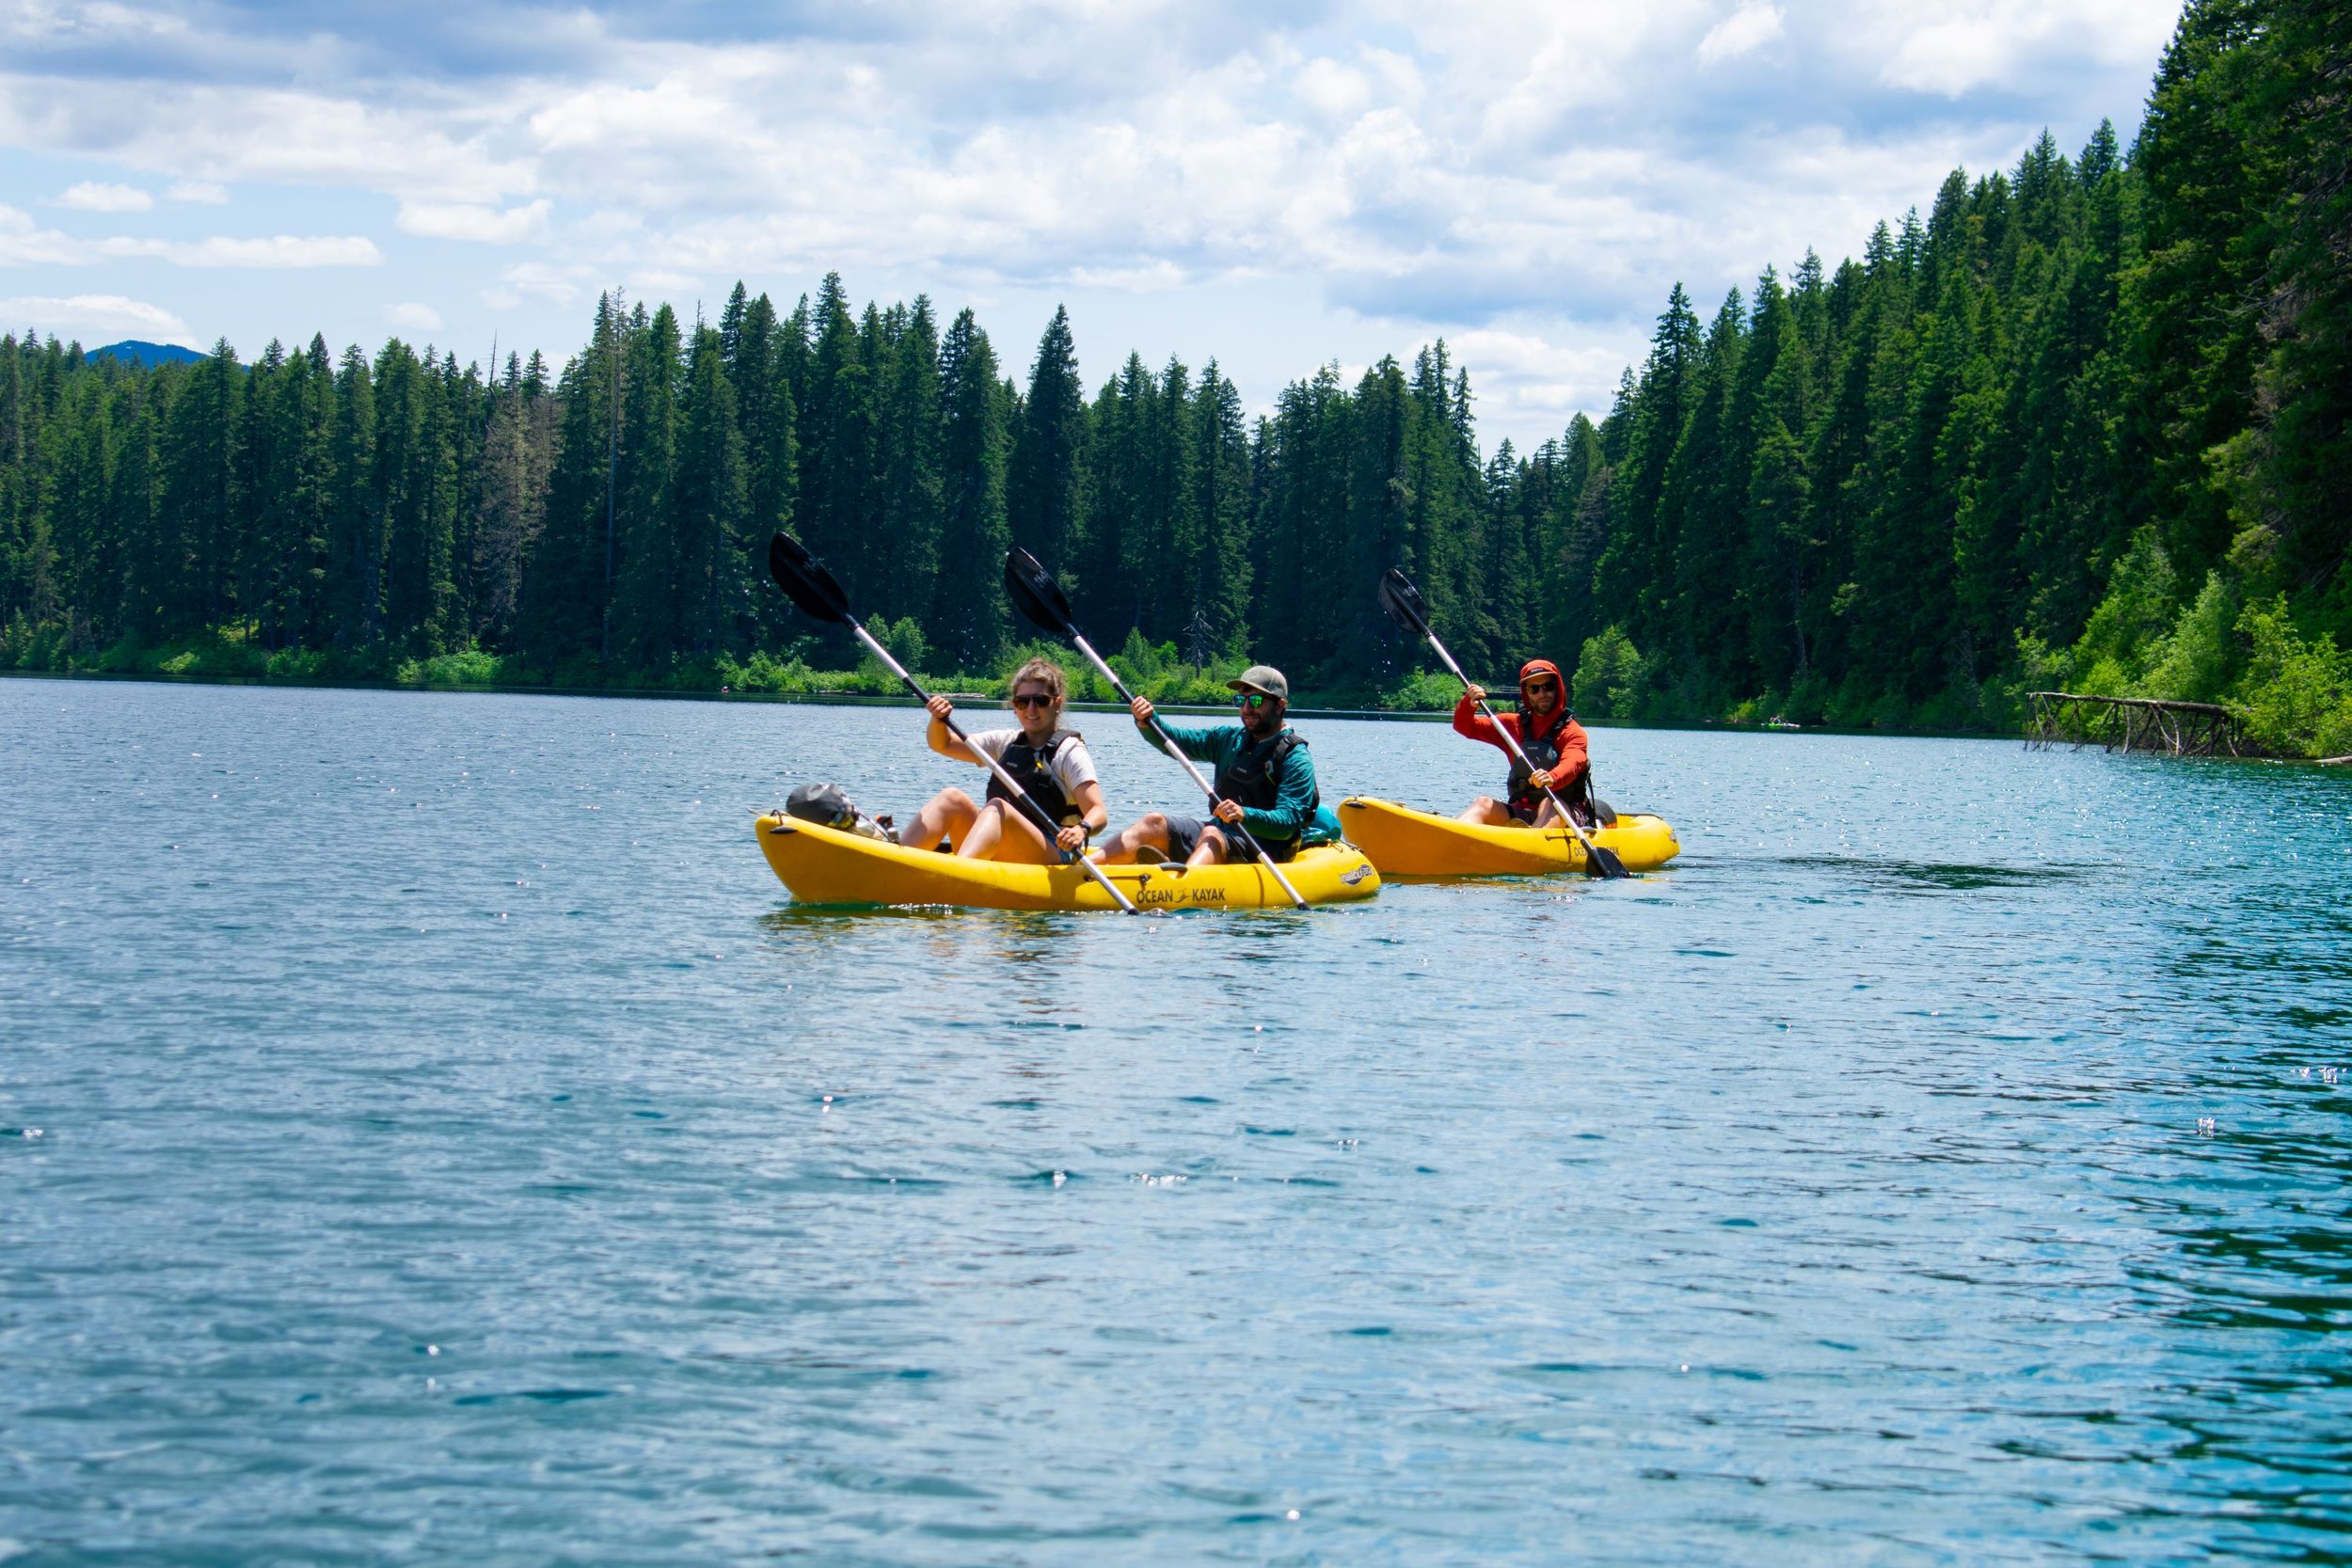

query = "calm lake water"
4;676;2350;1565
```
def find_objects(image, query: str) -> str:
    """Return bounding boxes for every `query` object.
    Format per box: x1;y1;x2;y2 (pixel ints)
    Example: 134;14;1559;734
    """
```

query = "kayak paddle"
1376;567;1630;879
765;531;1140;914
1003;546;1312;911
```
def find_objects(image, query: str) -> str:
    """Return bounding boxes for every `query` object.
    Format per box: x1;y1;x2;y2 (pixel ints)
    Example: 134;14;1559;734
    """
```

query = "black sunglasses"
1011;691;1057;709
1237;692;1275;709
1521;679;1559;694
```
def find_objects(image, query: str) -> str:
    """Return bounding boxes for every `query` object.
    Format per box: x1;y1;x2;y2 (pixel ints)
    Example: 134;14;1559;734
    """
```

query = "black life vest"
1506;707;1577;813
1214;728;1314;840
985;730;1084;826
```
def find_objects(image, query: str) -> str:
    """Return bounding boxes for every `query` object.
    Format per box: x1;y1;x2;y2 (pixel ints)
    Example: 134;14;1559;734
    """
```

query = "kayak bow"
1338;797;1679;878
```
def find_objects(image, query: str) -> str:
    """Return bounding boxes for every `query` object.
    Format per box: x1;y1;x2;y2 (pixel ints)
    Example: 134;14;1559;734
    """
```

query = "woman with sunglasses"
1452;658;1591;830
901;657;1107;863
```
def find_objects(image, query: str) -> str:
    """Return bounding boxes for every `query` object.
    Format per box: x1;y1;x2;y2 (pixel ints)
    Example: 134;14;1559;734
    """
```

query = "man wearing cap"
1093;665;1327;867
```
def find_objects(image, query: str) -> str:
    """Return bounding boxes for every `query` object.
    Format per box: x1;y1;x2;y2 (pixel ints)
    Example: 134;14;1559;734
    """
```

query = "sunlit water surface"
4;677;2350;1565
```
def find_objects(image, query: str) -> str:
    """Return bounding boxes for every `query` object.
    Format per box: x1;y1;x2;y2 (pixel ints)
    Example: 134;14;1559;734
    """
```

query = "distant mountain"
86;340;206;367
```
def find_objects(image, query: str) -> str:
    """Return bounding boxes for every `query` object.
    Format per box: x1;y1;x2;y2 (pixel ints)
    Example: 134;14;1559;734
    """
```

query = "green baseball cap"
1227;665;1289;701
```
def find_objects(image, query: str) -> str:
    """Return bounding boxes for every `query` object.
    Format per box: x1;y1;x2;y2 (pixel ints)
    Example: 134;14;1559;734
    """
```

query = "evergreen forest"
0;0;2344;753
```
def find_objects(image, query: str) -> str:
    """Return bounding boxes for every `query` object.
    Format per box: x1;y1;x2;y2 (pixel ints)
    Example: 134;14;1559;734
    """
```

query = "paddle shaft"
1062;632;1311;911
1413;627;1622;875
849;621;1140;914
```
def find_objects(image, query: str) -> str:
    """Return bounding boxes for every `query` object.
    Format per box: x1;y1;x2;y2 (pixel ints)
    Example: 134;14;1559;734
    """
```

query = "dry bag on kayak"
786;782;895;843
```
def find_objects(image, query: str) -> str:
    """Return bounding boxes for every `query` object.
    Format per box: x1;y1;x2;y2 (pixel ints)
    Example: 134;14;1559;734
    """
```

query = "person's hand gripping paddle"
1003;546;1312;911
1376;567;1629;879
765;531;1140;913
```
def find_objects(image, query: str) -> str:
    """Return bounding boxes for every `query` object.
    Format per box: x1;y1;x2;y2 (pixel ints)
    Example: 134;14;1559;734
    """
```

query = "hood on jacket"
1516;658;1568;720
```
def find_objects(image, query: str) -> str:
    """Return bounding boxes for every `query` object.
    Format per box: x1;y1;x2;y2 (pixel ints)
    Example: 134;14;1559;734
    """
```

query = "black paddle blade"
1377;567;1431;639
1585;841;1631;879
1003;546;1076;638
767;531;850;625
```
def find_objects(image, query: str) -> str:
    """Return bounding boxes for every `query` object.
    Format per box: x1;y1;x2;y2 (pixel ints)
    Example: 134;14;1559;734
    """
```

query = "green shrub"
403;648;504;687
2233;597;2352;757
1790;674;1831;725
1376;668;1462;712
2138;571;2240;704
1572;626;1647;720
2069;529;2177;686
1110;628;1171;687
864;616;930;677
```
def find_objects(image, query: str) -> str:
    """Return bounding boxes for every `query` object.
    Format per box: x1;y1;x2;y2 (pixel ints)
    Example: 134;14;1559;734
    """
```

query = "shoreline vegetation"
2;3;2344;759
21;662;2351;763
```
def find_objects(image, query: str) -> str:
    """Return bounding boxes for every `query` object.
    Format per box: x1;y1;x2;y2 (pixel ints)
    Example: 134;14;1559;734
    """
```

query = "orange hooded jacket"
1452;659;1588;801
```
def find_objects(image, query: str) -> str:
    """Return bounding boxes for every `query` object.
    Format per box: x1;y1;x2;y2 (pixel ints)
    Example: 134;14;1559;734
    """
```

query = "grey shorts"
1160;814;1297;864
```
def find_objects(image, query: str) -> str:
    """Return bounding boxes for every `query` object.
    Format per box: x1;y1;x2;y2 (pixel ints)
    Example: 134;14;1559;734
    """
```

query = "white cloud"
1294;57;1372;121
1698;3;1785;66
167;180;228;204
485;261;592;308
0;80;535;206
0;0;2189;439
56;180;152;212
0;204;87;264
397;199;552;244
0;293;193;344
628;267;700;295
1067;260;1189;292
389;301;442;331
1862;0;2179;97
1449;325;1645;424
101;234;382;267
2;207;381;269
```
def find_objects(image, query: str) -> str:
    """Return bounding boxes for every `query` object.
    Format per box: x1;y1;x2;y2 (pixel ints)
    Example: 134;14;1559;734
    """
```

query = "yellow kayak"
1338;796;1680;877
755;814;1383;911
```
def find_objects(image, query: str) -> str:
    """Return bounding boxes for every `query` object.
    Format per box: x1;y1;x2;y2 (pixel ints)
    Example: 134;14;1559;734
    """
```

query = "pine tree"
1009;306;1086;583
1186;360;1250;658
323;344;380;646
154;340;242;636
610;304;682;665
672;322;749;657
877;295;944;637
475;350;554;648
47;375;110;649
933;308;1010;670
516;295;622;668
1079;350;1153;630
797;275;868;591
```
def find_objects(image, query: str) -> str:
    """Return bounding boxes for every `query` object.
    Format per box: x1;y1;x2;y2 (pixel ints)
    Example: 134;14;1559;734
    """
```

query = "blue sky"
0;0;2183;450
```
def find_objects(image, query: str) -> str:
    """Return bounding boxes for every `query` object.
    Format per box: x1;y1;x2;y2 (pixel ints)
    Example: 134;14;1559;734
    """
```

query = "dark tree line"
1555;0;2346;748
1;0;2344;747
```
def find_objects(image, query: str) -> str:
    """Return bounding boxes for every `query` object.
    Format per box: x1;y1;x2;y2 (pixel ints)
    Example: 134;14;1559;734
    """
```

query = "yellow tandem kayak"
755;814;1384;911
1338;797;1680;878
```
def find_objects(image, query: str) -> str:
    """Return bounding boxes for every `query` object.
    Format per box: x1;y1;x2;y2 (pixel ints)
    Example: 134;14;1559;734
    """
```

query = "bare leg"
904;787;979;852
1094;812;1175;864
1186;823;1232;866
1456;796;1517;826
956;799;1062;864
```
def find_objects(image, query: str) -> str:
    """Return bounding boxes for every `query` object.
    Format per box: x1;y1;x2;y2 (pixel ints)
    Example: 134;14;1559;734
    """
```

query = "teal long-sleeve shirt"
1142;718;1323;844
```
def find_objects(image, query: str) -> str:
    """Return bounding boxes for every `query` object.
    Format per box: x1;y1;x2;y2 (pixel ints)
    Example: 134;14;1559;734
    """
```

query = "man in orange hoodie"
1452;658;1592;829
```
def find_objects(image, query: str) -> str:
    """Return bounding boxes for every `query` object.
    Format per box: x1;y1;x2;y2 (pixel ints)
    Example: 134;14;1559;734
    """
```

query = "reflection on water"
3;678;2350;1565
1779;854;2096;892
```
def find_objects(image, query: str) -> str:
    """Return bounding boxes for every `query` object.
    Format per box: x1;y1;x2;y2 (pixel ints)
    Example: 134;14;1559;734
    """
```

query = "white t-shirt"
966;728;1098;800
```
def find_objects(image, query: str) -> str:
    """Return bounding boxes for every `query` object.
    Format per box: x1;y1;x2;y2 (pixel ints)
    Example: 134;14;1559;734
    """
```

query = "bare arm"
1056;778;1108;852
924;694;984;765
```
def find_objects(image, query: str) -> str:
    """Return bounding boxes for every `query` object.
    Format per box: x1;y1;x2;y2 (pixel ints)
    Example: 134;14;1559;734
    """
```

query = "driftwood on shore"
2026;691;2246;756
